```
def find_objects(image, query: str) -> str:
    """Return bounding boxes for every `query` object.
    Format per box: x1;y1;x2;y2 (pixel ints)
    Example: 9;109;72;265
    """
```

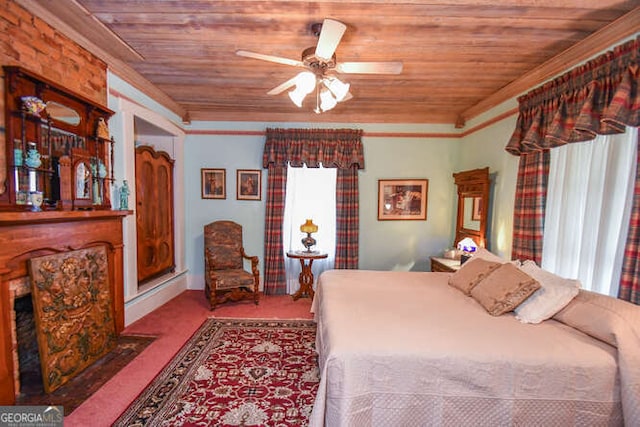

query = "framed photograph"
201;168;226;199
378;179;428;220
237;169;262;200
472;197;482;220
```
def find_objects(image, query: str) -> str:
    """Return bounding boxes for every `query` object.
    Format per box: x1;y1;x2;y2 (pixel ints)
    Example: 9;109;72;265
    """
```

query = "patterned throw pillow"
470;263;541;316
448;257;501;295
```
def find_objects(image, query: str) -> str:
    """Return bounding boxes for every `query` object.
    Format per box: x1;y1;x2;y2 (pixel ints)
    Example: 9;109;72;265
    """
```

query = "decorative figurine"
24;143;41;169
119;180;130;210
96;117;110;139
98;161;108;179
29;191;43;212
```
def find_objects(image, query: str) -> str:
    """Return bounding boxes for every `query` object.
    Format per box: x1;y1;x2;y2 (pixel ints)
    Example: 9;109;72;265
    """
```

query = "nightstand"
430;257;461;273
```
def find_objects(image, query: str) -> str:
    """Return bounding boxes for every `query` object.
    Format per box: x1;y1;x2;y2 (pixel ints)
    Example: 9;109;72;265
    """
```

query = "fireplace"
10;279;40;397
0;210;128;404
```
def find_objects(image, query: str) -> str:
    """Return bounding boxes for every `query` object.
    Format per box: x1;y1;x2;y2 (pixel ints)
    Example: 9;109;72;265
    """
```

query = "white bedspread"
310;270;623;427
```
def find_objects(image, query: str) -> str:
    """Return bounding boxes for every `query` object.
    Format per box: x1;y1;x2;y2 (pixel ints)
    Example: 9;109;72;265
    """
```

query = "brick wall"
0;0;108;195
0;0;108;105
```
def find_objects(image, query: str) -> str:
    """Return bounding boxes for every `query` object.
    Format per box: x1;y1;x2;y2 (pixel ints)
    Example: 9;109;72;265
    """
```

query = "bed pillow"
470;262;541;316
448;257;501;295
514;260;580;324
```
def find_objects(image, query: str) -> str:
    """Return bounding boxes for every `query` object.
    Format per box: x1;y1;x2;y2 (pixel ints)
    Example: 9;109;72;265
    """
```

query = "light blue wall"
185;129;266;288
458;103;520;260
359;135;459;270
183;122;462;288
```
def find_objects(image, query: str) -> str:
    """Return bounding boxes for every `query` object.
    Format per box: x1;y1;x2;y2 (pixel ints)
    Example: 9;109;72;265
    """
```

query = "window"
542;128;638;296
283;164;337;294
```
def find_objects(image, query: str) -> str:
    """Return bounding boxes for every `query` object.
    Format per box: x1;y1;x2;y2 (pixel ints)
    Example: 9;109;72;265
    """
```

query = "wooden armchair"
204;220;260;310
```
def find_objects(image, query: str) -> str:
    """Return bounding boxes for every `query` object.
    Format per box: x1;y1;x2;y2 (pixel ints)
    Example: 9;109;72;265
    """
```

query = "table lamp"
300;219;318;252
457;237;477;264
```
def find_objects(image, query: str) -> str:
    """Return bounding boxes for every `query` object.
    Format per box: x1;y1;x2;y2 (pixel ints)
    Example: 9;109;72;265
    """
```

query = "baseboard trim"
124;271;188;326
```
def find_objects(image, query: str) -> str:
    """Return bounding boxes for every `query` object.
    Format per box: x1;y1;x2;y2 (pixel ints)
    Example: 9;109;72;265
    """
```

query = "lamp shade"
295;71;316;94
457;237;477;253
288;88;307;107
325;77;350;102
319;88;338;112
300;219;318;234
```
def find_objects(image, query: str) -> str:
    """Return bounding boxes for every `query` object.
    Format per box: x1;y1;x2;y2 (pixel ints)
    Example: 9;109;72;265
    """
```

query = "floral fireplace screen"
28;245;117;393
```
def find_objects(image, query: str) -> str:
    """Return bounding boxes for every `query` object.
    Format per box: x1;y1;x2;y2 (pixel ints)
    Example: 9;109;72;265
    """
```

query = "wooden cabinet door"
135;146;175;283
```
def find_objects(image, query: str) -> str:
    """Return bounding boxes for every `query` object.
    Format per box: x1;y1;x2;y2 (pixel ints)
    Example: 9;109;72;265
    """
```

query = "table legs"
292;258;315;301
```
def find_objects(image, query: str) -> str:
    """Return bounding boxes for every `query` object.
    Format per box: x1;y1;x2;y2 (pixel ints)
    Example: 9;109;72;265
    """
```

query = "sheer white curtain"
542;128;637;296
283;164;337;294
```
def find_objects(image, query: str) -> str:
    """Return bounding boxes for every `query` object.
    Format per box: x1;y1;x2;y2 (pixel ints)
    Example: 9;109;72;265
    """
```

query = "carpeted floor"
114;318;318;426
16;334;155;415
65;292;314;427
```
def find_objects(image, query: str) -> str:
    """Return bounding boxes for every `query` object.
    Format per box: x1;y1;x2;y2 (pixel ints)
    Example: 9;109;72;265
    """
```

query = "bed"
309;269;640;426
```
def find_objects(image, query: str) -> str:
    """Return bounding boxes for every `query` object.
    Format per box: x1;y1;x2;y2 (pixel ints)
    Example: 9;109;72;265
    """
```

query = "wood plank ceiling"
24;1;640;125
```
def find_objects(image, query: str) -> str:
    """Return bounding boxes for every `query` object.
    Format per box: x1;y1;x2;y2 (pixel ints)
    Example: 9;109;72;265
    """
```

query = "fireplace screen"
28;246;117;393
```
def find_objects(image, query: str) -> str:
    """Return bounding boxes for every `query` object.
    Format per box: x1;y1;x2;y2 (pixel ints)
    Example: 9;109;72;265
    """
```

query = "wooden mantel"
0;209;130;404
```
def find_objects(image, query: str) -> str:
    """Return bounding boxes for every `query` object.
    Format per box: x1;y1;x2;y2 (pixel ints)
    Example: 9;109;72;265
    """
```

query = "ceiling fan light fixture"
324;77;350;102
320;88;338;112
288;87;307;108
295;71;316;95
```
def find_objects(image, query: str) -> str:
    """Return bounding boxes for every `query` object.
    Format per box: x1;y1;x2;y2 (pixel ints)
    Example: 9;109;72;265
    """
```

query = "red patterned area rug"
114;318;319;426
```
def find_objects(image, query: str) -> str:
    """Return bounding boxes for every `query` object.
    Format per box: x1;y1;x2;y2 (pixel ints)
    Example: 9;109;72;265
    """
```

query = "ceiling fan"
236;18;403;113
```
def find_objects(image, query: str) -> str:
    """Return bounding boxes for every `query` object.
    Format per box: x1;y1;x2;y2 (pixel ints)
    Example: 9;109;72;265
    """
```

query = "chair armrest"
241;247;259;275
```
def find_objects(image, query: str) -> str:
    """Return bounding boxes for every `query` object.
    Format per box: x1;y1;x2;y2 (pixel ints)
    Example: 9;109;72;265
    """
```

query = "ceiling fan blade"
267;75;298;95
336;61;403;74
236;50;303;67
315;19;347;61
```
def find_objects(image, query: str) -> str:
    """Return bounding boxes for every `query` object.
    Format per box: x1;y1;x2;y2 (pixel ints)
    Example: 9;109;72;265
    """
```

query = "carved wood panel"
28;246;117;393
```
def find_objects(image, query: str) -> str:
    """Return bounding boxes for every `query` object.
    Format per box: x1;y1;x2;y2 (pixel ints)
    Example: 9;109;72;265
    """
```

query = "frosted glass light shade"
325;77;350;102
295;71;316;94
320;88;337;112
288;88;307;107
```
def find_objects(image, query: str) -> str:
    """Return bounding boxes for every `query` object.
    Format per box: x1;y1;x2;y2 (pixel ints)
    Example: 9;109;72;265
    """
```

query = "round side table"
286;250;328;301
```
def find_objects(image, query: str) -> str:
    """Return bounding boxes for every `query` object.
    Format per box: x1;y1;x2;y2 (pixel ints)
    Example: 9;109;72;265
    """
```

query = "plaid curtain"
335;167;359;269
263;164;287;295
506;36;639;155
507;36;639;269
511;151;550;264
619;131;640;304
263;128;364;294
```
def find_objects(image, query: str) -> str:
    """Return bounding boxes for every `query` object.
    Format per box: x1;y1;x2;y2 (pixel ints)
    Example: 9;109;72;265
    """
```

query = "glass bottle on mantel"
24;142;42;199
13;139;23;167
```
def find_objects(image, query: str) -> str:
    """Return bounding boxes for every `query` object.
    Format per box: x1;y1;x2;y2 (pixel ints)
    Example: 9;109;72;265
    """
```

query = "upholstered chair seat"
204;220;260;310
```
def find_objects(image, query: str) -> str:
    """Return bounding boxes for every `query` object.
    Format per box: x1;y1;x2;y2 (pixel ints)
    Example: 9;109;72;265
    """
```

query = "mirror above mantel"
45;101;81;126
453;167;490;249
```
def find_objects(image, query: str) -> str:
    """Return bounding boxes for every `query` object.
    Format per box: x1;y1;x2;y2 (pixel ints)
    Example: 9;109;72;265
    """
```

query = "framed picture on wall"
237;169;262;200
201;168;226;199
377;179;428;220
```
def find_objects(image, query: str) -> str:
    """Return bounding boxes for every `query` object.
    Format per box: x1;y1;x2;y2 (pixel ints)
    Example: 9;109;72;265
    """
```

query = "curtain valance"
506;36;639;155
263;128;364;169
